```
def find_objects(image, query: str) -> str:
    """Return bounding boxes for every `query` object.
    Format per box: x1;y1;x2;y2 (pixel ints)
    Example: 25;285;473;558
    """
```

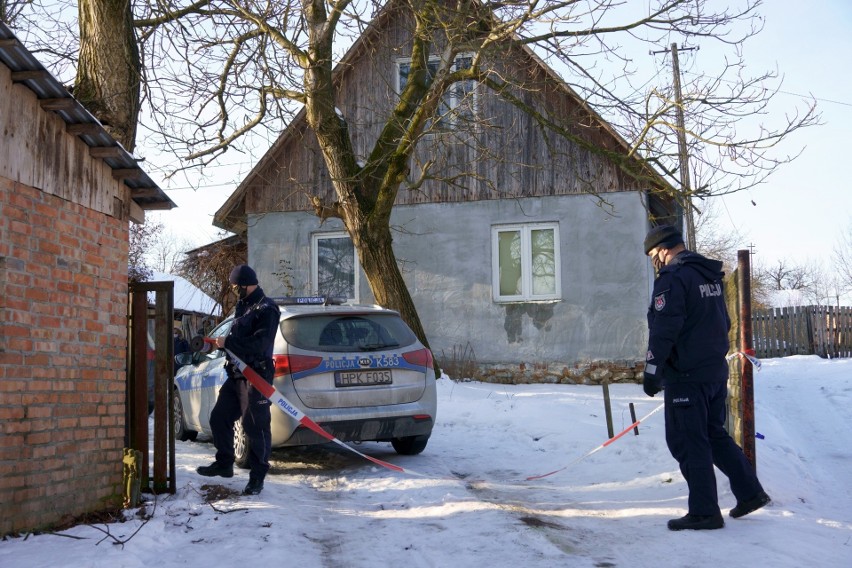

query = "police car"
173;297;437;467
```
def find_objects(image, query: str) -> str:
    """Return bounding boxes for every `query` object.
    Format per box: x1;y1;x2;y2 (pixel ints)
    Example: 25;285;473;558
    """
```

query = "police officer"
197;264;280;496
643;225;770;531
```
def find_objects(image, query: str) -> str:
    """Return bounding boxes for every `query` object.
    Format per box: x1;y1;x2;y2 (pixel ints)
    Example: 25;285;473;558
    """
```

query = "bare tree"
75;0;141;150
136;1;816;348
0;0;29;23
176;234;247;316
4;0;144;151
692;197;745;271
8;0;819;353
803;263;845;308
148;229;197;274
129;219;164;283
834;219;852;292
749;257;845;308
757;259;814;291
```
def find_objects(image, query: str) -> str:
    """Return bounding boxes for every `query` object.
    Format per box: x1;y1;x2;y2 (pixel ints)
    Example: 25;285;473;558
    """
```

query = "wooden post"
602;380;614;439
129;287;150;489
737;250;756;471
152;283;174;493
629;403;640;435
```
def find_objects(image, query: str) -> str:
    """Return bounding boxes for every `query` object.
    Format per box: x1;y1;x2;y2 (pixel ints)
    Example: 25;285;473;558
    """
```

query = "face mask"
232;285;249;299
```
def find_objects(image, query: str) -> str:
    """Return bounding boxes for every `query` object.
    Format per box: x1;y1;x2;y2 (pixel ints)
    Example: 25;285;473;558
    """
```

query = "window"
280;314;417;353
397;54;476;129
492;223;561;302
312;232;360;302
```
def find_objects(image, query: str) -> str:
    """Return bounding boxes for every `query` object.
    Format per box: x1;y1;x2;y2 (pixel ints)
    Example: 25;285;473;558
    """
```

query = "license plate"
334;369;393;387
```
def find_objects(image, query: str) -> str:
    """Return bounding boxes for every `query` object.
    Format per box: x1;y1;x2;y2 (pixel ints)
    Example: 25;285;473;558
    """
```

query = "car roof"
269;297;400;320
277;304;398;319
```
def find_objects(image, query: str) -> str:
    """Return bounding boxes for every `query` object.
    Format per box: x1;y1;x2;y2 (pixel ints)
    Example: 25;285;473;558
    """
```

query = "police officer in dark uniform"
643;225;771;531
197;264;281;496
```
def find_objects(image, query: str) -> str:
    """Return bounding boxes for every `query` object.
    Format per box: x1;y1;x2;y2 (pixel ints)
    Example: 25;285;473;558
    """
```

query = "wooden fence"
751;305;852;359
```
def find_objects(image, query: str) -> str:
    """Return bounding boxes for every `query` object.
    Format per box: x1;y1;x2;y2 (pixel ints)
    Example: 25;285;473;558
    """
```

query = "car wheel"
233;420;250;469
391;434;430;455
173;388;198;442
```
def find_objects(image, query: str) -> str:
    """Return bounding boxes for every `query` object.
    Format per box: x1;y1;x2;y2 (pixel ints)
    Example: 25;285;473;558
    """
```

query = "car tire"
391;434;430;455
234;420;250;469
173;388;198;442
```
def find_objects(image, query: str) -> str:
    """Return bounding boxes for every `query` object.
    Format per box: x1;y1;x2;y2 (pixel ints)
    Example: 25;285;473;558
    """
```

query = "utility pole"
653;43;698;249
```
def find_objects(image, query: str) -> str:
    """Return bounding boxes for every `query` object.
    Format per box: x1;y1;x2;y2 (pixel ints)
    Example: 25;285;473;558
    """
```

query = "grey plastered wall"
247;191;653;367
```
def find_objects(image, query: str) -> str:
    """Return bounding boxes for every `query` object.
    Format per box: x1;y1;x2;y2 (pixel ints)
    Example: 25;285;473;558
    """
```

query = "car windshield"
280;313;417;352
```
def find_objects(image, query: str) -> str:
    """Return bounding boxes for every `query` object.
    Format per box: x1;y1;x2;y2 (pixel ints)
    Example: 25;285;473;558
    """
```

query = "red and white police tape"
215;339;432;478
520;350;760;481
726;349;762;370
205;338;677;483
524;402;665;481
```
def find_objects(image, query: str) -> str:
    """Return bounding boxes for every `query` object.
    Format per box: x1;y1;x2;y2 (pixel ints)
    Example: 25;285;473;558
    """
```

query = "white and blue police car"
173;297;437;467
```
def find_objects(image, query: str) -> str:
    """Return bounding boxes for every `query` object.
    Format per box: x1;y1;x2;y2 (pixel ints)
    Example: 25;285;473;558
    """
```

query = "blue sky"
710;1;852;267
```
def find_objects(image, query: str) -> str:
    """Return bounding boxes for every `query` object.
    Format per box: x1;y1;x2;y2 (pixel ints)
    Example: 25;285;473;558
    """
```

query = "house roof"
213;5;675;233
0;22;175;213
152;271;221;317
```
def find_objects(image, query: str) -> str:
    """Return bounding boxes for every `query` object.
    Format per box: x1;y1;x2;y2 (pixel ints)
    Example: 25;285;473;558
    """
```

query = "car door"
194;319;233;431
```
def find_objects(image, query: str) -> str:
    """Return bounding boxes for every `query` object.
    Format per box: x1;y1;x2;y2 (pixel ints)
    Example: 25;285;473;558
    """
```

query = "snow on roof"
151;271;221;317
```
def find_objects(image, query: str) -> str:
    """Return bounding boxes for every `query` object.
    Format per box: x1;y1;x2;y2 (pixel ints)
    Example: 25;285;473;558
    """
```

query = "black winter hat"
644;224;683;255
229;264;258;286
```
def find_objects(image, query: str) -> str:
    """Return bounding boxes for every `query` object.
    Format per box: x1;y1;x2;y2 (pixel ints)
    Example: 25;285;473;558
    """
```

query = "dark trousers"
209;375;273;481
664;381;764;516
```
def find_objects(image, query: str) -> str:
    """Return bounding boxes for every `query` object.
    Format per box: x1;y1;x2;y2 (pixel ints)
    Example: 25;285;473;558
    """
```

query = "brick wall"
0;177;129;536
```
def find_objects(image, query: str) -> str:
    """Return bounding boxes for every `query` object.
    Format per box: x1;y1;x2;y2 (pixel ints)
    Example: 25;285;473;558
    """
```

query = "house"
213;6;679;383
0;23;174;536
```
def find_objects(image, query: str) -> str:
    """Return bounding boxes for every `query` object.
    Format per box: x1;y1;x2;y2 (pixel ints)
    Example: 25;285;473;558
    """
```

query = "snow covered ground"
1;355;850;567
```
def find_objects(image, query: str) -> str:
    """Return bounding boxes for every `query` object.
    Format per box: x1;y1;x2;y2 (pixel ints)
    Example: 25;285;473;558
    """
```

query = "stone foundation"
443;359;645;385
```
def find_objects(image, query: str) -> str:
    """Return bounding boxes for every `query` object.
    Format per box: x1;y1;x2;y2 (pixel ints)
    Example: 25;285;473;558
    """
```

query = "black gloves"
643;373;662;397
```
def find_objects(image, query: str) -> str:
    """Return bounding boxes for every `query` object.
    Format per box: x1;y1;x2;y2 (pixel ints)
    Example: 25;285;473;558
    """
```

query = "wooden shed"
0;22;174;536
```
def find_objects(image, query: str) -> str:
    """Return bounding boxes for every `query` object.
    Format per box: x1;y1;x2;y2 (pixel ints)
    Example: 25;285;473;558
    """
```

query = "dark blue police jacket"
223;287;281;382
645;251;730;385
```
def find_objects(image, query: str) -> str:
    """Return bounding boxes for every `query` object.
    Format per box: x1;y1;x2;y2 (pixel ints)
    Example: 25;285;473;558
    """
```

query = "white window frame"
311;232;360;302
396;53;477;129
491;223;561;302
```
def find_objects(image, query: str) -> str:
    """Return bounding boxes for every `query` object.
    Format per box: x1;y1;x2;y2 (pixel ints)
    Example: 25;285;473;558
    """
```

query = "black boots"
667;490;770;530
196;461;234;478
667;513;725;531
196;461;264;495
730;491;771;518
243;477;264;495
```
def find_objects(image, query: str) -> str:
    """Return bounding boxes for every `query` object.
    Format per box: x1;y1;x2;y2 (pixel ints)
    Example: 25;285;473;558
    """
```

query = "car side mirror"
175;352;194;366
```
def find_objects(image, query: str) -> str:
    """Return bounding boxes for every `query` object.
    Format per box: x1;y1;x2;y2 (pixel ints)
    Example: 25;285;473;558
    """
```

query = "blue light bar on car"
270;296;347;306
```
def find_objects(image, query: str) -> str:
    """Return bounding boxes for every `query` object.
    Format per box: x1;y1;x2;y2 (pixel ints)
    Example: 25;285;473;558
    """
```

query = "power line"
680;68;852;108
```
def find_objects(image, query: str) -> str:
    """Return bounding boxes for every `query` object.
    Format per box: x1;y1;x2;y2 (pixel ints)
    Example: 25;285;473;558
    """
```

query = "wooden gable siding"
0;64;132;219
244;12;648;217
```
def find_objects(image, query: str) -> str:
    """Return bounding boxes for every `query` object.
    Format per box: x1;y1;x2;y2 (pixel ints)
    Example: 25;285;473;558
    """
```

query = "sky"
710;1;852;267
142;1;852;277
1;354;850;567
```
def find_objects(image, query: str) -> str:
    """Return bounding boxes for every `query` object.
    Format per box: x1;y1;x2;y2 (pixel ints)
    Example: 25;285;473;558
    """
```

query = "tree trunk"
302;2;437;369
353;217;431;352
76;0;140;152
